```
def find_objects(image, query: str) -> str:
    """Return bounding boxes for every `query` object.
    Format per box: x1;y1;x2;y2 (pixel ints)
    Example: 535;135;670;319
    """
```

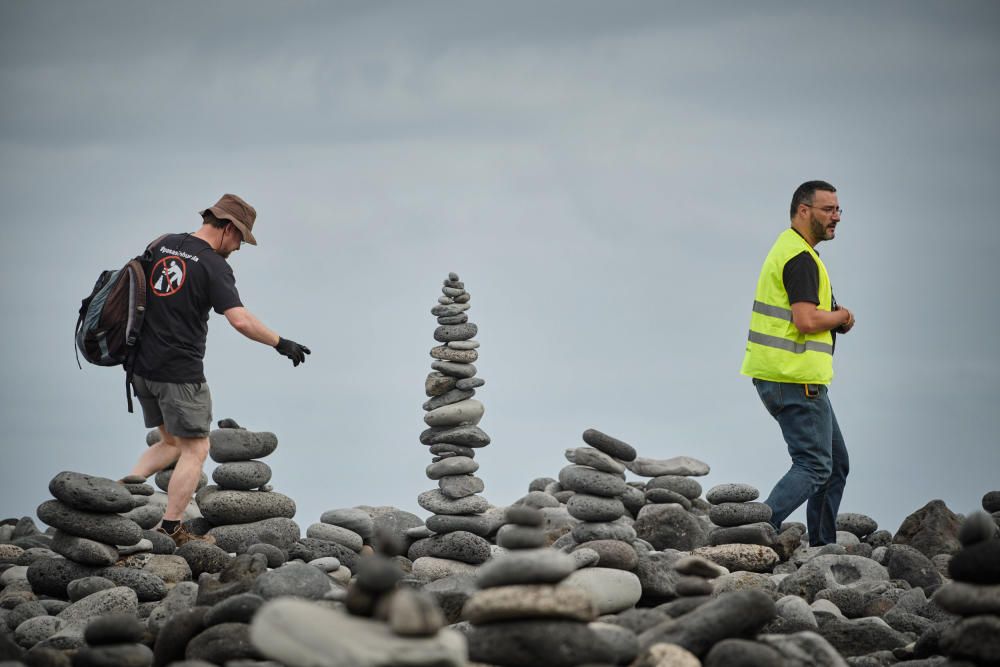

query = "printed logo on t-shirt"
150;256;187;296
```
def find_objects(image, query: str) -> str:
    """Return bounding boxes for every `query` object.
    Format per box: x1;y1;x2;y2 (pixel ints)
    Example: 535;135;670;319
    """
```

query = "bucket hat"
200;194;257;245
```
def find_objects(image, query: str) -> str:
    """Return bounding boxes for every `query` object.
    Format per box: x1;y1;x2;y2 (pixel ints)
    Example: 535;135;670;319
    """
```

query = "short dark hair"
790;180;836;219
202;211;230;229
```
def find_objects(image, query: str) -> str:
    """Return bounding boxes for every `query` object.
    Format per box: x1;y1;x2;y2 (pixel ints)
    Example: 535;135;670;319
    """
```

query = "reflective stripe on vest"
740;228;835;384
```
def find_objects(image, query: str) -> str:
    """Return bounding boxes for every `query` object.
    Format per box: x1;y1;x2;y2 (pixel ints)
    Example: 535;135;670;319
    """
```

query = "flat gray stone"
645;488;692;508
420;424;490;447
426;456;478;480
48;471;133;513
559;567;642;614
209;429;278;463
96;566;168;602
57;586;138;625
36;500;142;547
709;522;777;547
455;377;484;390
306;523;364;552
199;489;296;525
252;562;334;601
319;508;375;540
563;447;626;475
709;502;773;527
207;517;301;554
423;399;484;427
212;461;272;490
447;339;479;350
436;313;468;324
430;303;471;318
495;524;546;549
417;490;488;515
626;456;710;477
558;465;626;497
425;514;492;537
429;345;478;363
462;585;597;624
50;531;119;567
477;549;577;588
581;429;637;462
438;474;485;499
430;360;477;379
566;494;626;522
571;521;636;543
408;531;491;565
14;615;65;649
933;581;1000;615
706;483;760;505
433;323;478;342
120;503;165;530
691;544;780;573
422;388;475;412
466;619;618;667
647;475;703;500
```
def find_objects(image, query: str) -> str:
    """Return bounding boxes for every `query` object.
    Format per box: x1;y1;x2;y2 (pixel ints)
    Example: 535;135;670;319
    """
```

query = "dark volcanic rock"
288;538;358;571
203;593;265;627
816;616;910;657
633;504;707;551
48;472;133;513
948;538;1000;584
198;489;295;525
83;612;145;645
211;461;273;490
407;531;491;565
36;500;142;547
152;606;208;667
703;638;784;667
892;499;962;558
581;428;637;462
196;554;268;607
73;643;153;667
251;562;333;600
638;589;777;657
176;540;231;578
886;544;943;591
207;517;300;554
97;566;168;602
209;429;278;463
941;614;1000;665
466;619;618;667
26;558;98;598
186;622;260;663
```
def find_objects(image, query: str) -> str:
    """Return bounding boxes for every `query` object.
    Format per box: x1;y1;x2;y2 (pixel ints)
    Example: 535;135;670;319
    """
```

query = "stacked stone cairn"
31;472;145;590
196;424;300;554
412;272;493;580
692;483;781;575
463;505;622;666
930;495;1000;665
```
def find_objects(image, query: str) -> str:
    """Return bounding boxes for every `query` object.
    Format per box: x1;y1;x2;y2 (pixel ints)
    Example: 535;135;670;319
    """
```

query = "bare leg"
163;435;210;521
130;425;181;478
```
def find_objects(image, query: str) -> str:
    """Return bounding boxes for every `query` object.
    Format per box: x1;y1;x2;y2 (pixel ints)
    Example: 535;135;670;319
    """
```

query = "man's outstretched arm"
224;306;311;365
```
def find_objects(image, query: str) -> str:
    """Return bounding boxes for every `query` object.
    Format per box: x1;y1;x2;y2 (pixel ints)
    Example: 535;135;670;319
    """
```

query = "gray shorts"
133;375;213;438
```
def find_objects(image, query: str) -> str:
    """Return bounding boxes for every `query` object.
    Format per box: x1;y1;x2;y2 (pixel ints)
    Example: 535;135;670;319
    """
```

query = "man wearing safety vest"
741;180;855;547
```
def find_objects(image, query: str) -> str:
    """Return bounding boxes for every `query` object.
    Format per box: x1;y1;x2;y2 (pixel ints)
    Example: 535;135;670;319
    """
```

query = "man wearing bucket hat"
126;193;310;546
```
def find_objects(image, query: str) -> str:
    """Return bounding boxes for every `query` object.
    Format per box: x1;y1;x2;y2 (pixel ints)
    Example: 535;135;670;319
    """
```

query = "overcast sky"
2;1;998;536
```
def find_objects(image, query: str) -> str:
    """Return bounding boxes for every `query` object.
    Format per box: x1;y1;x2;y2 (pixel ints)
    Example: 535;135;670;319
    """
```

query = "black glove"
275;337;311;366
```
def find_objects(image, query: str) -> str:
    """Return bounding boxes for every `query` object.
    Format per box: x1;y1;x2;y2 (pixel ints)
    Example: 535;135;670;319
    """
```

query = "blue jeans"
754;379;849;546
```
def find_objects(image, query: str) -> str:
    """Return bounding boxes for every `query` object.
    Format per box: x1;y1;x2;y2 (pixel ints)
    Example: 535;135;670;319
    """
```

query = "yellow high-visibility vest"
740;228;834;384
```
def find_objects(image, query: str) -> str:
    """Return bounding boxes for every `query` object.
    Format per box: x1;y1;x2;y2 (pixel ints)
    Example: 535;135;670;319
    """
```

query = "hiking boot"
156;524;216;548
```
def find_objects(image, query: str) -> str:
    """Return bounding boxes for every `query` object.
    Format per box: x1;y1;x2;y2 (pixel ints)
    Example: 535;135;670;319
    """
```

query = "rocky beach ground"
2;274;999;667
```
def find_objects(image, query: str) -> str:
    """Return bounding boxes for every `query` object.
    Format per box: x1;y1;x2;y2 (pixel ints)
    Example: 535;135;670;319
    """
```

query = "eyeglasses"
804;204;843;215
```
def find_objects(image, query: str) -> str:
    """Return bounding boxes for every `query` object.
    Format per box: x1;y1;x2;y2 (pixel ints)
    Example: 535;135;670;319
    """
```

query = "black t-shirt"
782;242;837;348
133;233;243;383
